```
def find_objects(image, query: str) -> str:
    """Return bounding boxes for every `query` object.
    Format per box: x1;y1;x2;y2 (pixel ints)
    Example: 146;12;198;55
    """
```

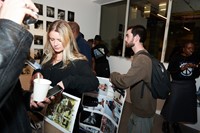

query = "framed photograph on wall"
34;48;43;60
58;9;65;20
34;35;43;45
47;6;55;18
34;20;43;30
46;21;52;31
68;11;74;21
35;3;43;16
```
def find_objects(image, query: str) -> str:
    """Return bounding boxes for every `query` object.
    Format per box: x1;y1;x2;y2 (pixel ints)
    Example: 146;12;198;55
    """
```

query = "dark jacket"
0;19;33;132
76;33;92;67
35;60;99;98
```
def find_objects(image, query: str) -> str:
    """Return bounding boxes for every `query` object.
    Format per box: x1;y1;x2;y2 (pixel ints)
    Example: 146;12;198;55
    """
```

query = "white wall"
33;0;101;40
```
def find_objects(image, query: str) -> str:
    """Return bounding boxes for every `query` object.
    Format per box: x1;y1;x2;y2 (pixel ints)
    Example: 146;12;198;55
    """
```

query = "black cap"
94;35;101;41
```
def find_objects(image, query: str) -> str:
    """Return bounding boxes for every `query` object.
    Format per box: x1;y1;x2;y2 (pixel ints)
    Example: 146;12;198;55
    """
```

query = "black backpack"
139;52;171;99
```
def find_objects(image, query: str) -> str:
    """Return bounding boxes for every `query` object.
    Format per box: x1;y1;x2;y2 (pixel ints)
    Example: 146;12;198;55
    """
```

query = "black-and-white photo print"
68;11;75;21
34;35;43;45
35;3;43;16
58;9;65;20
47;6;54;18
34;49;43;60
46;21;52;31
34;20;43;30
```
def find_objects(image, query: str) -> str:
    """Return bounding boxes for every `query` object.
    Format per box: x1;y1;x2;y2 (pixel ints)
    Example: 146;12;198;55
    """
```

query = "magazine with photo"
80;77;126;133
44;92;81;133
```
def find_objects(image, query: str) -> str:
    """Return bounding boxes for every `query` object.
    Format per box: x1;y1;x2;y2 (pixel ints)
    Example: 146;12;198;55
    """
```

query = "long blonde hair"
41;20;87;67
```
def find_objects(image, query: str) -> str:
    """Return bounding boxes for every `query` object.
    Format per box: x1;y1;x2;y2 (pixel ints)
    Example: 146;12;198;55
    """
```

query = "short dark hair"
127;25;147;43
94;35;102;41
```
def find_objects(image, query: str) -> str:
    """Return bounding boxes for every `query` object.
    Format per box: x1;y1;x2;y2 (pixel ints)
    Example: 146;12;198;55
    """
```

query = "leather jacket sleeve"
0;19;33;108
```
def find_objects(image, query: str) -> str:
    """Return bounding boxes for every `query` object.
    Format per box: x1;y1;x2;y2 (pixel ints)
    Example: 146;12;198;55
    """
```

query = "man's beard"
126;42;135;48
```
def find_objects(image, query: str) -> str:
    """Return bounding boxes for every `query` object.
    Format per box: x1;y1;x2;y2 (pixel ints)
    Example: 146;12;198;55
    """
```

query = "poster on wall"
44;92;81;133
34;20;43;30
79;77;126;133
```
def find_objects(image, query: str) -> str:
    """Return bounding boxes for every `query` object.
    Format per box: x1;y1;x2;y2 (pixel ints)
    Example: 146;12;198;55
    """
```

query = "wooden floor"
118;102;200;133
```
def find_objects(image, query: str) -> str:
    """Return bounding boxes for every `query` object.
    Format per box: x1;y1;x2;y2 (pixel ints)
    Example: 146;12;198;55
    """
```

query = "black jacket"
35;60;99;98
0;19;33;133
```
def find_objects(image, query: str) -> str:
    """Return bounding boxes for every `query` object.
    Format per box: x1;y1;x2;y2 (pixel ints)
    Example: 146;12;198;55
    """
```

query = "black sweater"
35;59;99;98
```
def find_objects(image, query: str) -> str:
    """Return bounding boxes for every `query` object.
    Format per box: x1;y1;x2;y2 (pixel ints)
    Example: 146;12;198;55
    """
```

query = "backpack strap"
138;51;152;59
138;51;152;98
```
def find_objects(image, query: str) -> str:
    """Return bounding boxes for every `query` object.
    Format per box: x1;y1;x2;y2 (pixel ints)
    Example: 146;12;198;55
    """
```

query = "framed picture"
68;11;74;21
47;6;55;18
46;21;52;31
34;48;43;60
34;35;43;45
34;20;43;30
35;3;43;16
58;9;65;20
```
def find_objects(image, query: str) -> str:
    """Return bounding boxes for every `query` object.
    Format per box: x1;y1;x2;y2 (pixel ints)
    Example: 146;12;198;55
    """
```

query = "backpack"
139;52;171;99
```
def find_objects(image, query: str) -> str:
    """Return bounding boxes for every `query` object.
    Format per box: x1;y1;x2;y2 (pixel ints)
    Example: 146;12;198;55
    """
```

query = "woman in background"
31;20;99;133
161;41;200;133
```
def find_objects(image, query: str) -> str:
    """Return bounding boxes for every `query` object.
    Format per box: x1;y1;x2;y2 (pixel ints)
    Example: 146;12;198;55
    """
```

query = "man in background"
68;21;92;67
110;25;156;133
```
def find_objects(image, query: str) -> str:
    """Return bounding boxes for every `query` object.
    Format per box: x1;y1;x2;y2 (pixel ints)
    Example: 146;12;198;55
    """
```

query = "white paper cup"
33;78;52;102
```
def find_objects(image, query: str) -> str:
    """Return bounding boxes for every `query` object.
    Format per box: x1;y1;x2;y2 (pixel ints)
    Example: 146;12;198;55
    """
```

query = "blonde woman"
31;20;99;132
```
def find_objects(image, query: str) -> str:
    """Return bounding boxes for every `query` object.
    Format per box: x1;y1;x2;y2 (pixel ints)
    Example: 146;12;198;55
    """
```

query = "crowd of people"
0;0;199;133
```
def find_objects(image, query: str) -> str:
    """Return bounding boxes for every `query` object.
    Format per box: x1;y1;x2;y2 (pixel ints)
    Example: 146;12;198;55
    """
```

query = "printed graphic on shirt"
180;63;193;76
94;48;105;59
